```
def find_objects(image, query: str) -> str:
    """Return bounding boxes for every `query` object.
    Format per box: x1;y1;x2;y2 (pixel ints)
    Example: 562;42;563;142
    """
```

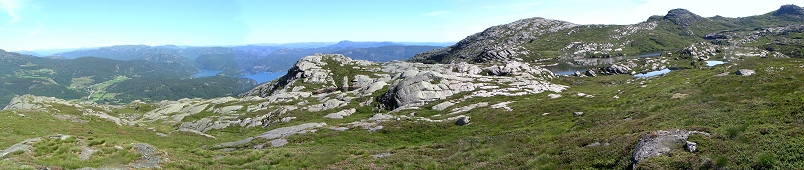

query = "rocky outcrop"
179;118;231;132
0;137;42;158
678;42;719;61
324;108;357;119
409;17;577;63
378;60;565;110
631;129;710;167
663;9;704;27
130;143;168;169
379;71;476;109
218;123;327;149
241;54;364;98
736;69;756;76
774;4;804;17
486;60;555;77
3;95;134;126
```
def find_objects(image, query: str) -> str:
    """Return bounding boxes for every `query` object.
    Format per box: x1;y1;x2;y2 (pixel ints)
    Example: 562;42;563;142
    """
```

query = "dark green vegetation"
48;42;445;75
107;76;256;103
0;51;254;107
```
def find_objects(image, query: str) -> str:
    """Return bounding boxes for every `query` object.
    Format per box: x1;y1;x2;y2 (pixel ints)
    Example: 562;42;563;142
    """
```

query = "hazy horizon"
1;0;802;51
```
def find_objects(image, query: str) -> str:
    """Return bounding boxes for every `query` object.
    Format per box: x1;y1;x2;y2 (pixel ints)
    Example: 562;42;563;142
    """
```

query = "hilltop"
410;4;804;65
1;5;804;169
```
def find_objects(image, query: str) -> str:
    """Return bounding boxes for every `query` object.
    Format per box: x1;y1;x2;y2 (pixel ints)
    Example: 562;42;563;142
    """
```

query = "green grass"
3;56;804;169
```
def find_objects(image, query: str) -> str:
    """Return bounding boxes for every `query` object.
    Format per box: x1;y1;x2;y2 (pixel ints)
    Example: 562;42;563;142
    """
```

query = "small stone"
586;142;601;147
281;117;296;122
573;112;584;116
372;153;391;158
548;94;561;99
455;116;470;126
584;70;597;77
686;141;697;152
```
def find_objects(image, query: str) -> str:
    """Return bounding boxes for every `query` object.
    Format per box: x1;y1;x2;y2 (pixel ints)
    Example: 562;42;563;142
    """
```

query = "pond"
547;52;662;75
634;68;671;78
631;60;726;78
706;60;726;66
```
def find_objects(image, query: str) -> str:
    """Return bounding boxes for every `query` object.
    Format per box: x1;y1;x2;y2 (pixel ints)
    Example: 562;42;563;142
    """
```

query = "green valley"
2;3;804;170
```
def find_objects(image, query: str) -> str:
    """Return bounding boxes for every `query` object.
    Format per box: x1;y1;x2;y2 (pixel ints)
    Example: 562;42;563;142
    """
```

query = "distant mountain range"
0;50;256;107
28;41;450;75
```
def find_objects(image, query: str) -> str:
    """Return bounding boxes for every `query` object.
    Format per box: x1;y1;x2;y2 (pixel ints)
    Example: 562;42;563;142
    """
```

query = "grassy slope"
3;57;804;169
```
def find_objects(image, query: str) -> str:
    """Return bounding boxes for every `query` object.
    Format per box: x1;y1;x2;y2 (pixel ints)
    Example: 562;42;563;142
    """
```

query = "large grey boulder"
379;71;476;109
352;75;374;88
584;70;597;77
603;63;635;74
179;118;231;132
307;99;348;112
324;108;357;119
431;101;456;111
736;69;755;76
631;129;710;167
454;62;482;75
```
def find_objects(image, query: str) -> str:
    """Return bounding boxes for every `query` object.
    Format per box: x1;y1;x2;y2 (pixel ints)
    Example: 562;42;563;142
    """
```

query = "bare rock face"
736;69;756;76
0;137;42;158
379;71;475;109
486;61;554;77
663;8;703;27
324;108;357;119
631;129;710;167
774;4;804;17
410;17;577;63
241;54;355;98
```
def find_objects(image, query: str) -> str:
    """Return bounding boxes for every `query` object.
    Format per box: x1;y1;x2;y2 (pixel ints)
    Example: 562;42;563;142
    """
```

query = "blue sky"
0;0;801;51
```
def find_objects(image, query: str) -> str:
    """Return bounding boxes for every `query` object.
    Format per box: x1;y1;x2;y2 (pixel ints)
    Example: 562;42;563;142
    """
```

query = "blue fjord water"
193;69;285;84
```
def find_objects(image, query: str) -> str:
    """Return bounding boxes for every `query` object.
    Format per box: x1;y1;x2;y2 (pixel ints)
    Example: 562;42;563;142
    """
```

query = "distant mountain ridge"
44;41;448;74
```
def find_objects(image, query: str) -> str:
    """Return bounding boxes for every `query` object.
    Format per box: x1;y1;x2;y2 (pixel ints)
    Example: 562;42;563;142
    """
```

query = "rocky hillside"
0;54;571;169
4;46;804;168
410;5;804;65
3;5;804;169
